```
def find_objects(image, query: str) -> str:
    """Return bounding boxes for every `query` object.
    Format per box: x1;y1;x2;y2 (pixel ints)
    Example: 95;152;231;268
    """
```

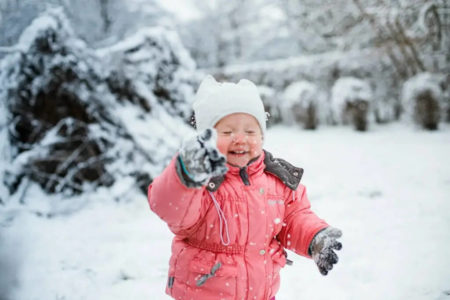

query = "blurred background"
0;0;449;299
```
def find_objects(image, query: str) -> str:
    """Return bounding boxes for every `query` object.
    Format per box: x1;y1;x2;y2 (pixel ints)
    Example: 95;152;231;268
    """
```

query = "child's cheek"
249;137;263;157
215;137;229;156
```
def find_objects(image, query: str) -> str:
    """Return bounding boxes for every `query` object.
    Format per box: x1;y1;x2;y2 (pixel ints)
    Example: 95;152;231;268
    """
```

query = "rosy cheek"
249;138;260;146
216;140;227;155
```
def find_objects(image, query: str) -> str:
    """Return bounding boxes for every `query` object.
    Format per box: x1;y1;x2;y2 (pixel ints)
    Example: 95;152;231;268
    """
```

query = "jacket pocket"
187;259;238;297
269;247;286;297
270;245;287;280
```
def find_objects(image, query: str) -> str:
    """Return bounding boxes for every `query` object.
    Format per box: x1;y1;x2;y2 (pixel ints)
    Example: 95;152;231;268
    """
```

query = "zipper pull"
196;262;222;286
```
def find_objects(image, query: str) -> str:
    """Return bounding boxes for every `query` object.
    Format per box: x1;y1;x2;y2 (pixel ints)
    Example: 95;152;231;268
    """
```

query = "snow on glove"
309;227;342;276
178;128;228;185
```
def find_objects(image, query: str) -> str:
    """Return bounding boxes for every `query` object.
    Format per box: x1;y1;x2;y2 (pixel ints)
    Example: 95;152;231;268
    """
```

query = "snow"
1;123;450;300
97;25;198;121
154;0;201;21
17;7;76;52
0;7;198;201
401;72;446;120
402;73;444;105
280;81;328;125
283;81;319;107
331;77;373;117
97;27;195;71
218;48;379;86
216;48;400;123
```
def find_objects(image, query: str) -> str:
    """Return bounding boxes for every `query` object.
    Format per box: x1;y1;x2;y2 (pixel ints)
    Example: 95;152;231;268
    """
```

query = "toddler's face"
214;113;263;167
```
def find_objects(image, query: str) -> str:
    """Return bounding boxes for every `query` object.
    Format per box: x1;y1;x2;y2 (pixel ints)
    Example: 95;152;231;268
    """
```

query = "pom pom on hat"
193;75;266;135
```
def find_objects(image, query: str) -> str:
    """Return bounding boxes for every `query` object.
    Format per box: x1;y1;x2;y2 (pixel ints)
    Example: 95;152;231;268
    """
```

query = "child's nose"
232;132;246;143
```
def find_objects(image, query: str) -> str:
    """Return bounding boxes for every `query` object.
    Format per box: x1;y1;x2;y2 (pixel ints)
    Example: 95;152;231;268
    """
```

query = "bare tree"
351;0;449;78
278;0;369;53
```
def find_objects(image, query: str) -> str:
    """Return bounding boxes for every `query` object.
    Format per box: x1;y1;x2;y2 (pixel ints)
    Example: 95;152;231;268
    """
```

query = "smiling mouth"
229;150;248;156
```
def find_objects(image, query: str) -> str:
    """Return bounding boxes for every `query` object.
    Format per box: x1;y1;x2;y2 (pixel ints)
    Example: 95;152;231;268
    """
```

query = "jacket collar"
207;153;265;191
207;150;303;192
263;150;303;190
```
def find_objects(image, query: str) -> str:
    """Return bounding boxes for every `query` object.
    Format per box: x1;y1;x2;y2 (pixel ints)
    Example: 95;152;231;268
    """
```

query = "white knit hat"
193;75;266;135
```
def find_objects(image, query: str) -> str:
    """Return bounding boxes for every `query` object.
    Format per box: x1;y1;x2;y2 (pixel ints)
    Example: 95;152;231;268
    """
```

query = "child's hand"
310;227;343;276
178;128;228;185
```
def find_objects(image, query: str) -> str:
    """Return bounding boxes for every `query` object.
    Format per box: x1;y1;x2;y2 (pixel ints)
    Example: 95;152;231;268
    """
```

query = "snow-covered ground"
1;123;450;300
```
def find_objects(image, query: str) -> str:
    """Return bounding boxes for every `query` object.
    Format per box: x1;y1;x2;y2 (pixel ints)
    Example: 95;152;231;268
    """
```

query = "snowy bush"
0;8;197;212
401;72;447;130
97;27;198;121
218;49;402;125
331;77;373;131
280;81;326;129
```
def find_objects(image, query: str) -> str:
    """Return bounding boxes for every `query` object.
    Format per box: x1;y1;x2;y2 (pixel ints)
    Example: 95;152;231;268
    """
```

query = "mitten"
178;128;228;186
309;227;342;276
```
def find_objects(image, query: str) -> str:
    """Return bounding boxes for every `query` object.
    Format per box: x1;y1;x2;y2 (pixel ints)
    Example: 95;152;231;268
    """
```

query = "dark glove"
309;227;342;276
178;128;228;185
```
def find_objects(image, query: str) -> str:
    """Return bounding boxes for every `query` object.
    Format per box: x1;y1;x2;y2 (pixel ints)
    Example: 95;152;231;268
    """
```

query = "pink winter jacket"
148;150;328;300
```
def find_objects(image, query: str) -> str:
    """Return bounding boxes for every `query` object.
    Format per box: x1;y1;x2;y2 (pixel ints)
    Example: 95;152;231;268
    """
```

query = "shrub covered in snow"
280;81;326;129
331;77;373;131
0;8;197;210
401;72;447;130
218;49;402;125
97;27;198;121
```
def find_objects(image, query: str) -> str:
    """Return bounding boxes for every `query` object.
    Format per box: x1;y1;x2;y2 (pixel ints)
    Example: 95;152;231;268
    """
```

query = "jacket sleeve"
147;155;209;237
277;184;329;258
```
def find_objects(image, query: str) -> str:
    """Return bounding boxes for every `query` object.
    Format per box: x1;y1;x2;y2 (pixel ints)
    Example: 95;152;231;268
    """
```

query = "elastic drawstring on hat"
208;191;230;246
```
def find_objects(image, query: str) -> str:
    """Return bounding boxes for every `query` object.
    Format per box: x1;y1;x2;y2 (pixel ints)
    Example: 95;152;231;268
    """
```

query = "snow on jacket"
148;150;328;300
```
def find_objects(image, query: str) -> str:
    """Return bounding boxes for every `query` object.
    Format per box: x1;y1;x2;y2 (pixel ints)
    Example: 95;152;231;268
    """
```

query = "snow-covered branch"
0;46;24;54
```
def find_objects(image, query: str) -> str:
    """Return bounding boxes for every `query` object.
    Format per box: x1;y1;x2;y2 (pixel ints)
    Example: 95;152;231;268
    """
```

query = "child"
148;76;342;300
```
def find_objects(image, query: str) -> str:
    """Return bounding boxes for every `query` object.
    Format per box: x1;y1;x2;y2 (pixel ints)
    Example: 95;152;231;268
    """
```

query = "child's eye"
221;131;232;135
245;130;256;135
